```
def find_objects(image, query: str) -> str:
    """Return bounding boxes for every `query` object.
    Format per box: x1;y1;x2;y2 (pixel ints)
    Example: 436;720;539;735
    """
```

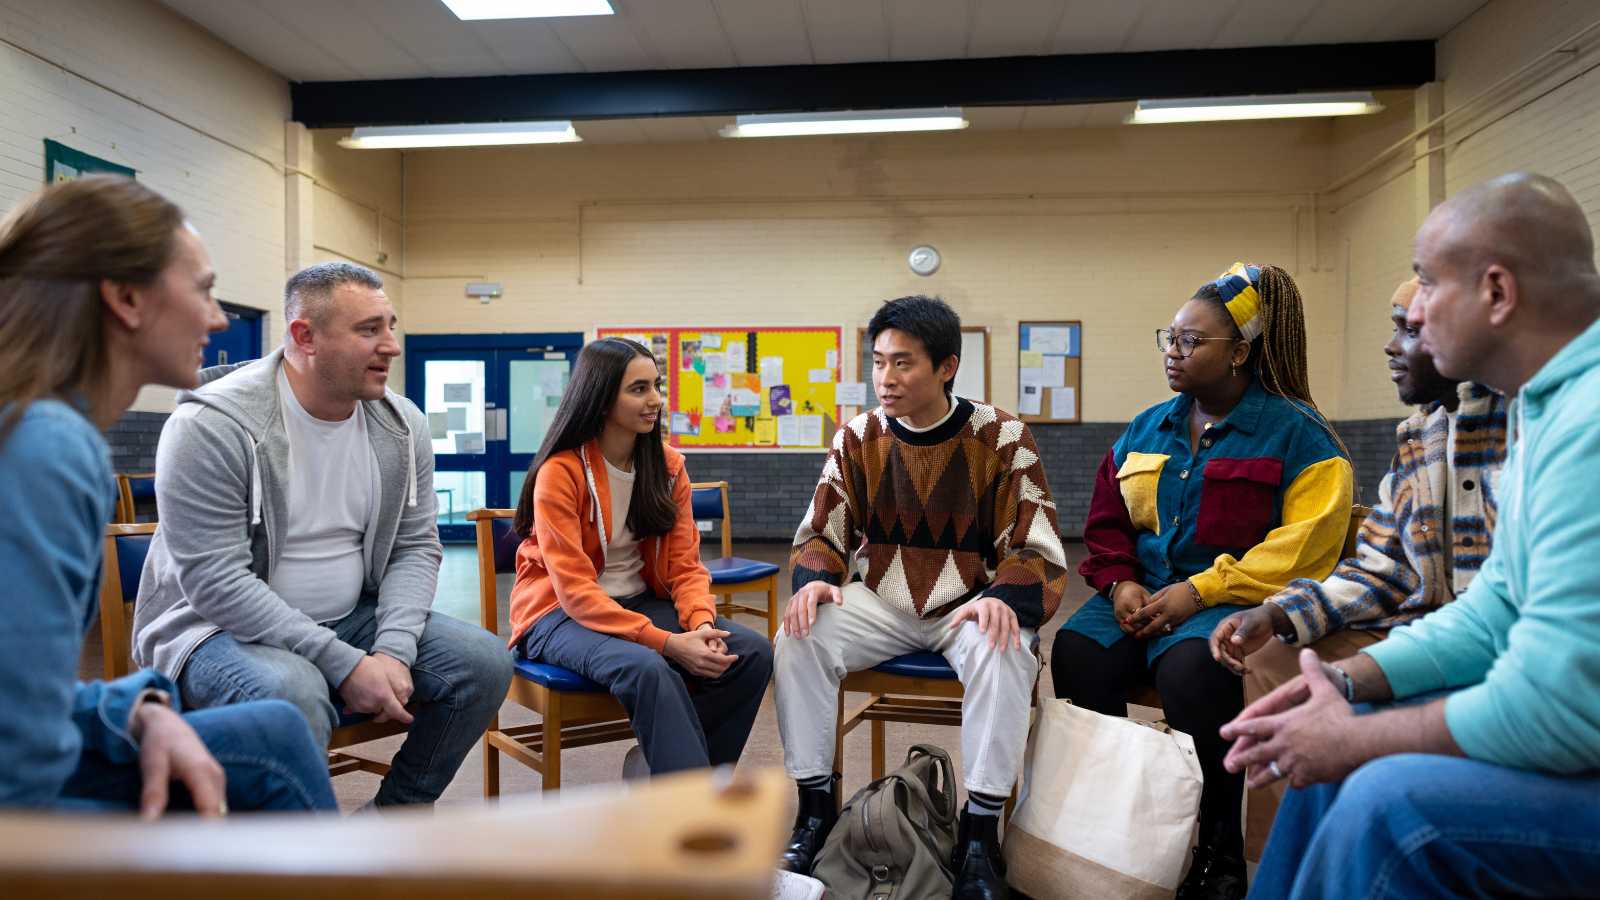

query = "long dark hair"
512;337;676;540
0;175;184;446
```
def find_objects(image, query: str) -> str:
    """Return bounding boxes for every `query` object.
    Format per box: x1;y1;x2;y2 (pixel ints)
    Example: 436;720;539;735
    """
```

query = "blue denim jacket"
0;399;179;807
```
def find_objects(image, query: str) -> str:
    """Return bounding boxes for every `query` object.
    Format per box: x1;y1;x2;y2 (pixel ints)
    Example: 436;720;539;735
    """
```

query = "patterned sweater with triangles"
791;397;1069;628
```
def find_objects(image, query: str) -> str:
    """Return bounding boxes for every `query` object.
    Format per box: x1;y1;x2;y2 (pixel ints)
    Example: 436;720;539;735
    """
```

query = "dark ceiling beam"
291;41;1434;129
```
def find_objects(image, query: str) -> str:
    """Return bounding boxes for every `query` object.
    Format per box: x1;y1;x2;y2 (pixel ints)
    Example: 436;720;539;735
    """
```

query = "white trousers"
773;583;1039;796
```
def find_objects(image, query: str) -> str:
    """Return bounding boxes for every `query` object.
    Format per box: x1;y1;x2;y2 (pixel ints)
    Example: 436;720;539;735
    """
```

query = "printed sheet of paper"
454;432;485;454
808;368;833;384
701;334;722;349
1050;387;1077;420
754;418;778;445
760;356;786;389
727;342;748;370
796;415;823;446
1043;355;1067;388
1019;384;1042;416
1028;326;1071;355
443;383;472;403
446;407;468;431
428;412;448;439
835;382;868;405
777;415;803;446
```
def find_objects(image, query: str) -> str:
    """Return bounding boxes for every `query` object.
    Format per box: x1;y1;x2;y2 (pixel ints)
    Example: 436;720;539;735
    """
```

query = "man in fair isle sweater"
775;296;1068;899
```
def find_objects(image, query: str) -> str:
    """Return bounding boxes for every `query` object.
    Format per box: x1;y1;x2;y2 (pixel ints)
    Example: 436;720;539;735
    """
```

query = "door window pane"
432;471;485;527
509;359;571;454
424;359;485;455
510;469;531;510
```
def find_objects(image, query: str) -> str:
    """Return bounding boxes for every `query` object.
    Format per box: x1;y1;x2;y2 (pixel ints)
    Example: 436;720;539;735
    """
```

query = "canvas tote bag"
1002;699;1203;899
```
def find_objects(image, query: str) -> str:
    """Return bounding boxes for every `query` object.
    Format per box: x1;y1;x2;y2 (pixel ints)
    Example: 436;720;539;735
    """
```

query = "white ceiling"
162;0;1489;83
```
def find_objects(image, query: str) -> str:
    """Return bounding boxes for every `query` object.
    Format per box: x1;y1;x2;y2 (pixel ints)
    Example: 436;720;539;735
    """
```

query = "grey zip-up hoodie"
132;348;441;688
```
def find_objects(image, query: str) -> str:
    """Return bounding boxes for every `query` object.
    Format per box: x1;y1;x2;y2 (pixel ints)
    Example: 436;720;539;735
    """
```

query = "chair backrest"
99;523;158;679
114;473;156;524
1342;504;1372;559
468;509;518;635
690;481;733;557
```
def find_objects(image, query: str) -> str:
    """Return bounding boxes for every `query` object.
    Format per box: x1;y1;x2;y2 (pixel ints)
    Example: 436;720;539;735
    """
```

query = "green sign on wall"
43;139;135;184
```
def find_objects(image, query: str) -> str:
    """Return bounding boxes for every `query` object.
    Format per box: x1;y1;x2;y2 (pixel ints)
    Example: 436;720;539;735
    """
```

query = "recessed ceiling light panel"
439;0;614;21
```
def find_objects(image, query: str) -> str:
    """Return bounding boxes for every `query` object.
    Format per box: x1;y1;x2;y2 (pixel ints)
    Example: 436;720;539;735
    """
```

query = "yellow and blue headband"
1213;261;1264;342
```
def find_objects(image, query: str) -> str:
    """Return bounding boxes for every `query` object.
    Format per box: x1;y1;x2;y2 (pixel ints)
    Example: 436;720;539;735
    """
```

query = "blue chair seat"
872;651;957;680
705;556;780;584
513;658;607;693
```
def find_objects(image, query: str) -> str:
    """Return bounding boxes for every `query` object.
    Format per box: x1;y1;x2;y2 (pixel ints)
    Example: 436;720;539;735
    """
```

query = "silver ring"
1163;623;1174;634
1269;760;1285;781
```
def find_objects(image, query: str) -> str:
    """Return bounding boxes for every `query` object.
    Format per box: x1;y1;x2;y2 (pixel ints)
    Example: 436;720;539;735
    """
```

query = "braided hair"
1197;264;1350;459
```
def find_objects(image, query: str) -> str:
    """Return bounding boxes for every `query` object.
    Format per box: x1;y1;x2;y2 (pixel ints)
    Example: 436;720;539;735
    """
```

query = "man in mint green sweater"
1225;172;1600;899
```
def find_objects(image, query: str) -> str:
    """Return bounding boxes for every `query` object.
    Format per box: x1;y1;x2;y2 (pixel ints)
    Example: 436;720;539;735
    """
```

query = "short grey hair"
284;261;383;325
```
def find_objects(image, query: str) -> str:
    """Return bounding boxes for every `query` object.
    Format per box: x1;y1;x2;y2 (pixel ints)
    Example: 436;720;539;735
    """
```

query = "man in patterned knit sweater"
775;296;1069;899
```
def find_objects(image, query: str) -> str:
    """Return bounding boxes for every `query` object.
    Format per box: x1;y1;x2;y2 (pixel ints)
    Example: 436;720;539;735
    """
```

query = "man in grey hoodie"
133;261;512;807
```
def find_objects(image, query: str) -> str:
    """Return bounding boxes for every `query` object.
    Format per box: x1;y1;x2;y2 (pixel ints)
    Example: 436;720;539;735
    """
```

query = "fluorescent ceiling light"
720;108;969;138
338;121;581;150
439;0;613;20
1128;92;1383;124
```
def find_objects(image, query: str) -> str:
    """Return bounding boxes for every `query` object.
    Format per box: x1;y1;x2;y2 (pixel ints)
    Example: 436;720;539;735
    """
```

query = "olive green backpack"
810;744;958;900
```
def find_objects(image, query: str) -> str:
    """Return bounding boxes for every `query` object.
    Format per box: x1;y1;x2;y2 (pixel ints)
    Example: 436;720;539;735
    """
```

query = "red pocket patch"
1195;457;1284;549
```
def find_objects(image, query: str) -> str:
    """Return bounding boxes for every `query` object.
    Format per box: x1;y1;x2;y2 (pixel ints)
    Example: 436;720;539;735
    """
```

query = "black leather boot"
778;774;840;874
951;810;1009;899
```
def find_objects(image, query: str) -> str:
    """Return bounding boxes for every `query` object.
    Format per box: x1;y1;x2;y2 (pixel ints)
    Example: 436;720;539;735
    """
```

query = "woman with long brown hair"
0;175;334;813
508;337;772;776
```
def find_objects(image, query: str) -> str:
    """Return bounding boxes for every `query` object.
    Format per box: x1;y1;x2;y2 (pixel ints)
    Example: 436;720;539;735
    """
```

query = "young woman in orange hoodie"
508;337;772;775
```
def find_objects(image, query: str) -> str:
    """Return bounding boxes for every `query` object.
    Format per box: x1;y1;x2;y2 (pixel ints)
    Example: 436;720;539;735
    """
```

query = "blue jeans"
1251;753;1600;899
180;602;513;806
56;699;335;812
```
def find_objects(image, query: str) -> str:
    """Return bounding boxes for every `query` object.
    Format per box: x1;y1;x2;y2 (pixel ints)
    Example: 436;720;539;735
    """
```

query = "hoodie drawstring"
249;440;263;525
402;409;418;508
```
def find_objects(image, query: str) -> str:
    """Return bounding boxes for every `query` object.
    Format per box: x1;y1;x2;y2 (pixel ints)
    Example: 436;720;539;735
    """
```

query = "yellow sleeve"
1188;456;1354;606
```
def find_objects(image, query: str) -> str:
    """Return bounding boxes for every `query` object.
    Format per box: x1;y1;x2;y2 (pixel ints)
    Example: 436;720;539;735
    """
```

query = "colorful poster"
730;372;761;417
754;418;777;445
769;384;793;416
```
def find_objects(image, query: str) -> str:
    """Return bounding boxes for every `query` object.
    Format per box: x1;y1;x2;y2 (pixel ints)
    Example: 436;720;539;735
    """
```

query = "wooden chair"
0;768;790;900
469;508;635;796
98;524;407;778
113;473;156;524
691;481;781;640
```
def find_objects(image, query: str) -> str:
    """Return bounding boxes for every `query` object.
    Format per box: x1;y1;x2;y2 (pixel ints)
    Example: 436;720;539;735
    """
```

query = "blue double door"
405;333;584;542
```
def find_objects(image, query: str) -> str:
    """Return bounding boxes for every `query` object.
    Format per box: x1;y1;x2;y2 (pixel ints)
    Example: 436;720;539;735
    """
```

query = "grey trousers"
520;593;773;774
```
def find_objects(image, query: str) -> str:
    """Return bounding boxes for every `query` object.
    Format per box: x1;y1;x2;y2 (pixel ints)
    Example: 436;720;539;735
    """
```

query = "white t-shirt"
268;368;376;624
597;456;647;599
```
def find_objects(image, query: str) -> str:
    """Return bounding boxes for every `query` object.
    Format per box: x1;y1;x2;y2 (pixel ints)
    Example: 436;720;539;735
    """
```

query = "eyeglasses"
1156;328;1236;359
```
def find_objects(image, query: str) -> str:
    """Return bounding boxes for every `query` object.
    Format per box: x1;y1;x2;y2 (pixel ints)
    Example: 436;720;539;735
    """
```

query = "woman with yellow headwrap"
1052;263;1353;900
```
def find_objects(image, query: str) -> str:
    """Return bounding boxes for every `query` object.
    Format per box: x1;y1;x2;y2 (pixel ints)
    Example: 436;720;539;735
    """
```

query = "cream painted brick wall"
1324;93;1423;421
398;123;1346;422
309;129;408;389
0;0;288;412
1441;0;1600;223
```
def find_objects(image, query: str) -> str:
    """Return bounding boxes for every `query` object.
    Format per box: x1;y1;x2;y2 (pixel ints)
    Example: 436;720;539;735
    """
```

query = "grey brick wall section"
104;411;1404;540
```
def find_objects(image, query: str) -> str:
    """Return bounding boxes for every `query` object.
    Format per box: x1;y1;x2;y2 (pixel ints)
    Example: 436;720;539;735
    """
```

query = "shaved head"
1410;172;1600;391
1425;173;1600;313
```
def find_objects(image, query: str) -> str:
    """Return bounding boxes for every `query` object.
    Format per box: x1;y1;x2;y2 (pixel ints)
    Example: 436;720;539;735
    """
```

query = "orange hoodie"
508;439;717;652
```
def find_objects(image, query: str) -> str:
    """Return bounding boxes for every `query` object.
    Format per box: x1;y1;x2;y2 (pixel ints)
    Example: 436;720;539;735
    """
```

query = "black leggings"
1050;630;1245;858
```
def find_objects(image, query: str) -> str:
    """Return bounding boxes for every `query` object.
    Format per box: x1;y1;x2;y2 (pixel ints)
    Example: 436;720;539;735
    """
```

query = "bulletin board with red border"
596;326;843;451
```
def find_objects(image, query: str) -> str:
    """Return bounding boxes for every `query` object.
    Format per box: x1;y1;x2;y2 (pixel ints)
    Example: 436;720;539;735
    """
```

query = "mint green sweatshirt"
1364;313;1600;773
